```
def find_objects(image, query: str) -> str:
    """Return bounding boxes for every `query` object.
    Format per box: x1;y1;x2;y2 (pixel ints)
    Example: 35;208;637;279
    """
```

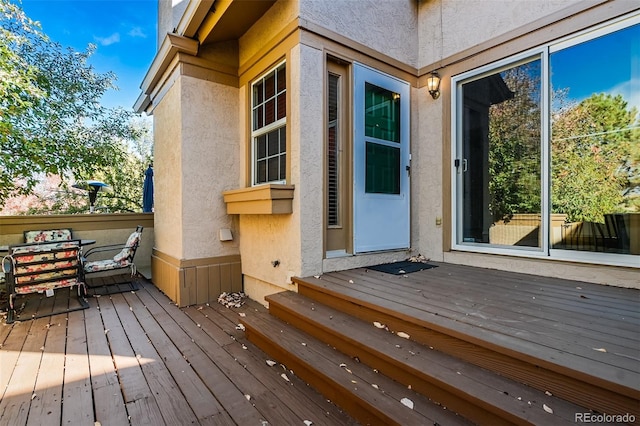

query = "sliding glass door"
457;58;543;249
453;14;639;266
549;22;639;257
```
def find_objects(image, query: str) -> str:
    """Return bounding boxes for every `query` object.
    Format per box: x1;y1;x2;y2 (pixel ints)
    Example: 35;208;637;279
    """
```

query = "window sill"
223;184;294;214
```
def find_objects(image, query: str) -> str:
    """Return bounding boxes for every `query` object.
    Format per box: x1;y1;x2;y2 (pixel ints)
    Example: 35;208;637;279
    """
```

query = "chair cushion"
84;258;132;273
24;229;72;243
14;277;80;294
16;268;77;284
15;259;78;275
12;240;79;254
113;231;141;263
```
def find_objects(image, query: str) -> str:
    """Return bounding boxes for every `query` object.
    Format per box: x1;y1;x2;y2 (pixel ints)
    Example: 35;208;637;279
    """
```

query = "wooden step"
266;290;588;425
294;274;640;420
240;304;473;426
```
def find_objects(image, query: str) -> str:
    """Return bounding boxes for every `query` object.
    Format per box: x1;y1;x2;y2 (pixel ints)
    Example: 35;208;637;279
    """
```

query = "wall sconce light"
427;71;441;99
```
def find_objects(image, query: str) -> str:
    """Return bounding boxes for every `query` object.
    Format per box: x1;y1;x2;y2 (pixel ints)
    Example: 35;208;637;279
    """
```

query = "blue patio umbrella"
142;164;154;212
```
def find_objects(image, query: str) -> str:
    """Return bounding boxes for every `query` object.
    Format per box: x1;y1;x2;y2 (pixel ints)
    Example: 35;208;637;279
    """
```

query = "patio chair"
3;239;89;324
82;226;143;294
591;216;624;253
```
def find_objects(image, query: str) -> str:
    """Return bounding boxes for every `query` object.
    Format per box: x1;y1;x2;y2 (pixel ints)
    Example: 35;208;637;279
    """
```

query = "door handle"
454;159;468;173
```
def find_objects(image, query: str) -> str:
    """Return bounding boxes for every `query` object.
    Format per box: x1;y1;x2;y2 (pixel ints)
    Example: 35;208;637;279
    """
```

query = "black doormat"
367;260;437;275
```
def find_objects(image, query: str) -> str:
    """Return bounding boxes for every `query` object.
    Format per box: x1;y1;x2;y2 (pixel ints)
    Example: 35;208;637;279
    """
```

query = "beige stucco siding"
152;73;241;261
239;0;300;67
300;0;418;67
295;43;325;276
180;75;240;259
410;81;446;263
238;44;326;297
153;78;183;259
417;0;582;67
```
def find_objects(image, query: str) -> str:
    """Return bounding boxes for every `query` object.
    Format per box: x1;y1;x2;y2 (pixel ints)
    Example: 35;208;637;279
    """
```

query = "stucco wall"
294;44;325;276
417;0;582;67
158;0;189;48
239;44;327;299
239;0;299;66
300;0;418;67
180;75;240;259
152;74;240;261
153;78;183;259
411;81;446;263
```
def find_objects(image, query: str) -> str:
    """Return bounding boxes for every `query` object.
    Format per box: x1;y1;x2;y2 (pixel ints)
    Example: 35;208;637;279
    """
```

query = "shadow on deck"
0;277;355;425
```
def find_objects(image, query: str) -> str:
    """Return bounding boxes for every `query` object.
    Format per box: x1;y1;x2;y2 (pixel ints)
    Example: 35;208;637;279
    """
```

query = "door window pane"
365;142;400;194
550;24;639;254
365;83;400;142
460;60;542;247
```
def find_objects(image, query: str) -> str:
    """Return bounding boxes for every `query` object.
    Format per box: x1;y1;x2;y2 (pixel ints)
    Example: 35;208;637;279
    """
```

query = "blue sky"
550;22;639;110
20;0;158;111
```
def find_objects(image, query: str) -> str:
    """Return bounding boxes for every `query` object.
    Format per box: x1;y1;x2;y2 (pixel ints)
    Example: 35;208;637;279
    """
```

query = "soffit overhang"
135;0;275;113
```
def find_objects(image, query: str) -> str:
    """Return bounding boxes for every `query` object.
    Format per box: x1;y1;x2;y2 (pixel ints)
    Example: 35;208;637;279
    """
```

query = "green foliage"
551;94;638;222
487;59;638;226
0;0;151;212
488;63;541;222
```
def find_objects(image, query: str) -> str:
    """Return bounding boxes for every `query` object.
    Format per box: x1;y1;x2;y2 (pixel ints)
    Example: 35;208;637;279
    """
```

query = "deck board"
84;295;130;426
1;278;356;425
124;290;225;422
27;314;67;426
61;309;94;426
302;263;640;393
325;270;640;364
136;286;266;425
116;293;199;425
96;295;150;404
0;317;49;425
189;302;357;425
4;261;635;424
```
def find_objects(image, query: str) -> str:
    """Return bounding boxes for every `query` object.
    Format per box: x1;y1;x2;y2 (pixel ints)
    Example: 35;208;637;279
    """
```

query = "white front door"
353;64;410;253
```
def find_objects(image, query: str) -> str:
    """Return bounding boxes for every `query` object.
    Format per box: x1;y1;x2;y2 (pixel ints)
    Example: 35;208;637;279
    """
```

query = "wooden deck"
0;278;356;426
300;262;640;386
291;262;640;422
2;262;638;425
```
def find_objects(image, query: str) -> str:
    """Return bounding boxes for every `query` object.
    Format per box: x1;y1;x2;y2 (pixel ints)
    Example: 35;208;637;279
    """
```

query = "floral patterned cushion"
24;229;72;243
7;241;82;295
11;250;78;263
14;277;80;295
15;259;77;275
16;268;77;284
84;258;131;273
112;231;141;263
13;241;79;254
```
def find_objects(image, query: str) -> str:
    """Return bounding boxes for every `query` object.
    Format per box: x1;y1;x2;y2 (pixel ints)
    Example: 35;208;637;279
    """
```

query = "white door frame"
353;63;410;253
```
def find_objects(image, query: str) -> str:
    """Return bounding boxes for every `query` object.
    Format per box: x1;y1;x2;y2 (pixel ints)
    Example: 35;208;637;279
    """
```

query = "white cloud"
94;32;120;46
128;27;147;38
609;77;640;111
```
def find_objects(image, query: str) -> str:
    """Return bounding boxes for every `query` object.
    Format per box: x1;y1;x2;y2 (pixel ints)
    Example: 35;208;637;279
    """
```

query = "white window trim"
251;60;287;186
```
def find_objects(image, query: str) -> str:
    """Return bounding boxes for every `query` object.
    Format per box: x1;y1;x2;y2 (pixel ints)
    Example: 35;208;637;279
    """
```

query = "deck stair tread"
265;290;588;426
240;302;472;426
298;273;640;391
293;272;640;417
